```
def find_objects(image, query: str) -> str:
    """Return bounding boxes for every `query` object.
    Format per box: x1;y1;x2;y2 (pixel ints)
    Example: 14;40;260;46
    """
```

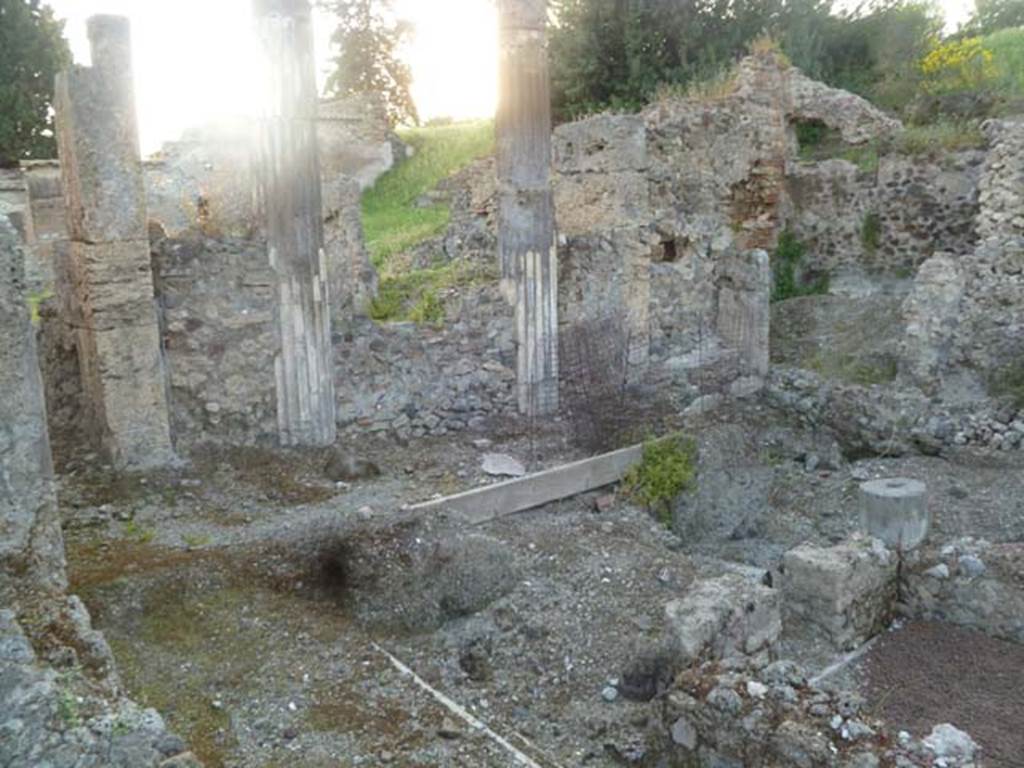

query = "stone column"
0;215;67;605
53;15;175;468
253;0;337;446
497;0;559;417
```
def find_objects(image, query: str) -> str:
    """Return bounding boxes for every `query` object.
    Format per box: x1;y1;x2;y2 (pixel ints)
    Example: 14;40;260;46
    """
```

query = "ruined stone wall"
144;95;398;240
787;153;982;277
318;93;396;191
897;118;1024;403
146;233;516;444
958;118;1024;385
0;215;66;603
150;234;279;445
336;294;517;437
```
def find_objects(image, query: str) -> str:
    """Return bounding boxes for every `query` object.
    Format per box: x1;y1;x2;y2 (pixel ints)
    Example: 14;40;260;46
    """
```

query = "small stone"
594;493;616;513
958;554;986;578
437;719;462;740
671;717;698;749
282;727;298;741
923;723;979;760
707;686;743;714
746;680;768;699
481;453;526;477
601;685;619;702
924;563;950;580
843;720;875;740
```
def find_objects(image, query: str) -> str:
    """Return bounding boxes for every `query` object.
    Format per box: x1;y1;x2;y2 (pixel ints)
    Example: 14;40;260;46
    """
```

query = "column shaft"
254;0;336;446
497;0;559;417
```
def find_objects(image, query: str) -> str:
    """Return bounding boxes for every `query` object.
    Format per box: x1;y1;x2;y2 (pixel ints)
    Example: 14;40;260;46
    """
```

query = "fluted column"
253;0;336;446
497;0;558;417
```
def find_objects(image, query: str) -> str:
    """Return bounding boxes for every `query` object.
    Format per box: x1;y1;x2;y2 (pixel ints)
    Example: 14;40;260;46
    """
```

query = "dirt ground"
860;621;1024;768
60;410;1024;767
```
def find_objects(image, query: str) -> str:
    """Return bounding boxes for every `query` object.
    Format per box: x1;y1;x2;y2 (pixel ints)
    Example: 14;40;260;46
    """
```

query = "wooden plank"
406;443;644;524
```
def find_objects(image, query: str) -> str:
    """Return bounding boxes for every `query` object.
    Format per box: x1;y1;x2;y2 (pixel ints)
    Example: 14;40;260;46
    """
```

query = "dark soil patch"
861;621;1024;767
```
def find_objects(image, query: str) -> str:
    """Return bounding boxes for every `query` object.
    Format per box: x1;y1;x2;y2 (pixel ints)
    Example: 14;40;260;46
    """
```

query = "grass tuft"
369;259;498;326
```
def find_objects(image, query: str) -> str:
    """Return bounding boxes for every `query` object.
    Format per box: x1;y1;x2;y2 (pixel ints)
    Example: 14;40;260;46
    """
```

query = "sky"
46;0;499;155
47;0;970;156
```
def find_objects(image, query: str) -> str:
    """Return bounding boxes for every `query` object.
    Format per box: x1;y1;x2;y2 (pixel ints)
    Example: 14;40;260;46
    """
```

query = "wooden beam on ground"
406;443;644;524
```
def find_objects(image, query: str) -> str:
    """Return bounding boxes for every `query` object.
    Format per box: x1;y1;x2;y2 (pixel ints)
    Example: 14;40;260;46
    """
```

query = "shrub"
622;433;697;527
920;37;998;95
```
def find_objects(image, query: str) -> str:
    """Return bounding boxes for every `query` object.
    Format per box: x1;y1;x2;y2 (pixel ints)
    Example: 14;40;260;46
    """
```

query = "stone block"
781;537;897;652
68;240;158;332
91;324;174;462
859;478;930;551
664;573;781;663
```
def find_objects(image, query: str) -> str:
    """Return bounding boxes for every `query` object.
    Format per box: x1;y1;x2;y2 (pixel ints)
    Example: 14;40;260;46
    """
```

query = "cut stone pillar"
0;215;67;605
253;0;337;446
859;478;930;551
497;0;559;417
716;248;770;378
53;15;175;468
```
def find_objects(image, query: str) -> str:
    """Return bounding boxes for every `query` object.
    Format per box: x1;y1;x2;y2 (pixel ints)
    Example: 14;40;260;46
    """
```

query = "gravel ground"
60;410;1024;767
859;621;1024;768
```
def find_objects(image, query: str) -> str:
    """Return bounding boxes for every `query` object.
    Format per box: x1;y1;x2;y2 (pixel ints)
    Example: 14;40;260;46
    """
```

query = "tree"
966;0;1024;33
319;0;419;126
548;0;943;122
0;0;70;167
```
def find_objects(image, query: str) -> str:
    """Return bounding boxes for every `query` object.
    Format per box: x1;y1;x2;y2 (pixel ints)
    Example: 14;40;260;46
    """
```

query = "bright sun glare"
46;0;499;155
46;0;972;156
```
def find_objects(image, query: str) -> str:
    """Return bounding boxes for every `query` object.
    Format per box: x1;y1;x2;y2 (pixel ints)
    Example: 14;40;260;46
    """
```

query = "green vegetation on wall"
989;361;1024;407
622;433;698;527
771;229;829;302
369;259;497;326
861;211;882;254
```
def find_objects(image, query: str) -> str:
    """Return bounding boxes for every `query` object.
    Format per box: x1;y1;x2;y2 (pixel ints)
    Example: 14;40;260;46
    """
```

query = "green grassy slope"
361;119;495;271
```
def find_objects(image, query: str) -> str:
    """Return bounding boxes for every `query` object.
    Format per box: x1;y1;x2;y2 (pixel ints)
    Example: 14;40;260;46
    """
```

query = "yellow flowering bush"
920;37;997;94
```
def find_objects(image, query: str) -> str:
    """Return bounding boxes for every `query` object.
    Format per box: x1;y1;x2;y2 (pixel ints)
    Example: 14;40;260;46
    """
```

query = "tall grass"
361;120;495;270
